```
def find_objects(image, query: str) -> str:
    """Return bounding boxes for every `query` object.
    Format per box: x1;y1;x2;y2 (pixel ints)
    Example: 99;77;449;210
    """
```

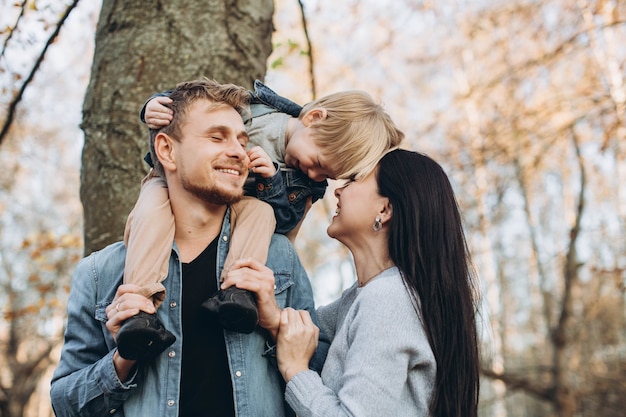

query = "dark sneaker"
116;311;176;361
201;287;258;334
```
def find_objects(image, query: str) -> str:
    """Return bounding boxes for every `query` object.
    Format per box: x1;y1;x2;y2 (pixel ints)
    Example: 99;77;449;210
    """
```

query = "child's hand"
248;146;277;178
145;96;173;129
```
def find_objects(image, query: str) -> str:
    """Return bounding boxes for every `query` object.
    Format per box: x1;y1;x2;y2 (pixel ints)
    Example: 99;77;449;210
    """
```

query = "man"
50;79;319;417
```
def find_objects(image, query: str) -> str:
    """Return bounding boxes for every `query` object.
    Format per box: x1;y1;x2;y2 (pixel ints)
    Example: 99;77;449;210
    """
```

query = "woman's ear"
379;199;393;225
155;132;176;172
301;108;328;127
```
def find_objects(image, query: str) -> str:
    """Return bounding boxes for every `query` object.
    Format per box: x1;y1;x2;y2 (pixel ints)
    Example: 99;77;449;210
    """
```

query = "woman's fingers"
277;308;319;381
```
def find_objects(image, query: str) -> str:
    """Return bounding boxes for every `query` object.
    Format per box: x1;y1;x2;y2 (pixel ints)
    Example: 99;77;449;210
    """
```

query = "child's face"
284;127;336;181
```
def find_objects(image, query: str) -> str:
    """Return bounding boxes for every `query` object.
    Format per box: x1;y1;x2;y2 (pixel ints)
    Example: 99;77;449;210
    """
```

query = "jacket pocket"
94;304;110;323
273;273;293;308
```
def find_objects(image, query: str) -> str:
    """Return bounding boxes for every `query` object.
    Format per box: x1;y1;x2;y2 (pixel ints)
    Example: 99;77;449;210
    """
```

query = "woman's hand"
277;308;319;382
221;258;281;339
145;96;173;129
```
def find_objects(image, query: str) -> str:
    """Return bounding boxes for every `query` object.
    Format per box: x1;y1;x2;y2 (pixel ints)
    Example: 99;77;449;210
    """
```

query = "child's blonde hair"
301;91;404;180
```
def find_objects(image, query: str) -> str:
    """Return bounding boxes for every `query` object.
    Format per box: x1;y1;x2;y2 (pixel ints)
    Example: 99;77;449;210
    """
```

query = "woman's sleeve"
285;279;433;417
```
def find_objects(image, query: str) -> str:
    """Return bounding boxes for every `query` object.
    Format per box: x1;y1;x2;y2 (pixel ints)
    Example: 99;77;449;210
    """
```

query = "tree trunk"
80;0;274;254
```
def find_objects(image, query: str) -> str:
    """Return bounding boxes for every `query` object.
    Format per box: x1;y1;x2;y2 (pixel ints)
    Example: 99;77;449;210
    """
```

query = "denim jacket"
50;209;320;417
139;81;328;233
246;80;327;233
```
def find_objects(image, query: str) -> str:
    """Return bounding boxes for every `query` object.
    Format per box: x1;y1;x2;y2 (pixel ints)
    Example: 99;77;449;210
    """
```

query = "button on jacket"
51;209;319;417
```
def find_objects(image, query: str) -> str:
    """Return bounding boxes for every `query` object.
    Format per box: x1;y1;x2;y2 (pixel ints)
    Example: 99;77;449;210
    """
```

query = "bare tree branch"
463;19;626;99
515;156;553;333
297;0;316;98
481;367;554;401
552;128;585;348
0;0;82;147
0;0;28;59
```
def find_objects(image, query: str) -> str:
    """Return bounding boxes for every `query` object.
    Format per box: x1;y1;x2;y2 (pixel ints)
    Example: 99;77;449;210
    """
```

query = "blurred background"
0;0;624;416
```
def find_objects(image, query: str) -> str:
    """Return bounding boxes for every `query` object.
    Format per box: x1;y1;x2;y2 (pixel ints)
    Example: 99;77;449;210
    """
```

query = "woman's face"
327;170;386;244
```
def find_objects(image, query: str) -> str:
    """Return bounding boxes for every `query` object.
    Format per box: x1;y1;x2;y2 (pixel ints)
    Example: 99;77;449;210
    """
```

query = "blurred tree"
0;93;84;417
0;232;81;417
80;0;274;254
425;0;626;415
0;0;80;146
0;3;89;416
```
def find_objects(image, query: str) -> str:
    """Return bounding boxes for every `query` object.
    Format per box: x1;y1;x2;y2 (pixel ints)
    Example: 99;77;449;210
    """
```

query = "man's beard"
182;177;243;205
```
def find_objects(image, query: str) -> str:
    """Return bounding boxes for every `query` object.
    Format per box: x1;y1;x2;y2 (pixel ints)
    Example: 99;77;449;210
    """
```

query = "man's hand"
105;284;156;380
248;146;277;179
221;258;281;338
145;96;173;129
105;284;156;342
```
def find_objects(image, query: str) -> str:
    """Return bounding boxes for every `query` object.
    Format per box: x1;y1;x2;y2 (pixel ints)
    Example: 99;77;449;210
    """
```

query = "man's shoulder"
77;241;126;276
266;233;299;268
267;233;292;251
86;240;127;258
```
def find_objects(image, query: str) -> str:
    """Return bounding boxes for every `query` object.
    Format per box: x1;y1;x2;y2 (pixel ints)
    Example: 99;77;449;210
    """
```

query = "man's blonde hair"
149;78;250;177
300;91;404;180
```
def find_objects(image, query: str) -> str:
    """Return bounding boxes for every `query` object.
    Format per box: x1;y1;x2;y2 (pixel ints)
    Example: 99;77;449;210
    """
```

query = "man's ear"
301;108;328;127
155;132;176;172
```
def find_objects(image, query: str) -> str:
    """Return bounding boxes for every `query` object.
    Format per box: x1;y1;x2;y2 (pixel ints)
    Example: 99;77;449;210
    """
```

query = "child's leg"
221;197;276;281
123;171;174;308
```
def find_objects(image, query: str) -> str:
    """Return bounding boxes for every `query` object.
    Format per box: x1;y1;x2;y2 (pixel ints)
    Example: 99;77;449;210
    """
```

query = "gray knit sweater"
284;267;436;417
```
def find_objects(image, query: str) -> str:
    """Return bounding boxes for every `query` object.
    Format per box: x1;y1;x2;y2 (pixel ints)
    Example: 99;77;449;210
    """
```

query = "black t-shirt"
179;237;235;417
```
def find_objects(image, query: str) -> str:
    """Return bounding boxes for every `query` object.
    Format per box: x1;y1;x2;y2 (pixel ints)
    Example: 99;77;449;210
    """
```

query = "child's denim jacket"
247;80;328;233
140;80;328;234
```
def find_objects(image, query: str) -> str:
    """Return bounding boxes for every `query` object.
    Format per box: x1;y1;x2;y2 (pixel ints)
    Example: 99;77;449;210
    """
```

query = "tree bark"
80;0;273;254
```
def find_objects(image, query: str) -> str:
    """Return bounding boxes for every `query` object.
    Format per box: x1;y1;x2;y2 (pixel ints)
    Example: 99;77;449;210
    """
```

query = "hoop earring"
372;217;382;232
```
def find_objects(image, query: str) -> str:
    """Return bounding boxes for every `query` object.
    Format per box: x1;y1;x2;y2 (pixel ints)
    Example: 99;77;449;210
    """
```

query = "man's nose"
227;138;247;159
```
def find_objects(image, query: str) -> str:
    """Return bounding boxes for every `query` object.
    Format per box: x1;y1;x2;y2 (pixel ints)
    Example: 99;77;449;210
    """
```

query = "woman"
275;149;480;416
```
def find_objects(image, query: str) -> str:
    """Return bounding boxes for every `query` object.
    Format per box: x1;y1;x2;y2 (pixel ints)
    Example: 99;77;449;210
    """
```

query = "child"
117;80;404;360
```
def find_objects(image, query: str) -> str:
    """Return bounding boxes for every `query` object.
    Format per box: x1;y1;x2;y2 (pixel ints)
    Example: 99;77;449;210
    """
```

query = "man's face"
175;100;250;205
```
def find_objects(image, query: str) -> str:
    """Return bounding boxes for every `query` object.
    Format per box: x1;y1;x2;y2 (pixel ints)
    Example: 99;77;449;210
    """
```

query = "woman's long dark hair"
377;149;479;417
